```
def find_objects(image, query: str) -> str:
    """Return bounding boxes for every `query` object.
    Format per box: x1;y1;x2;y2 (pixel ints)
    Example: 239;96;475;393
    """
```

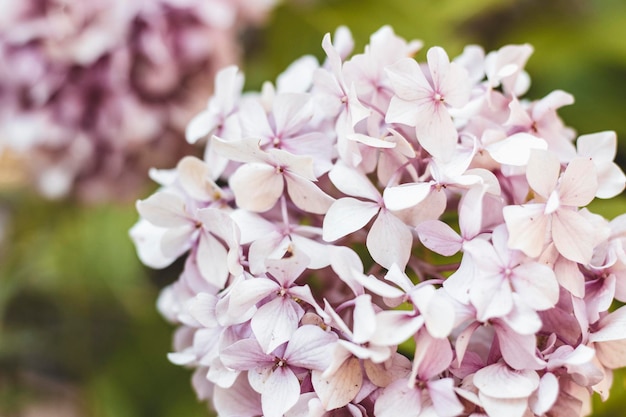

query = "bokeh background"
1;0;626;416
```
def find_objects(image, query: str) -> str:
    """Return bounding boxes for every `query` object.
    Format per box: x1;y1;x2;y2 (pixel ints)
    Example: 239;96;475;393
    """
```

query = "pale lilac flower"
221;324;338;417
385;46;471;161
130;25;626;417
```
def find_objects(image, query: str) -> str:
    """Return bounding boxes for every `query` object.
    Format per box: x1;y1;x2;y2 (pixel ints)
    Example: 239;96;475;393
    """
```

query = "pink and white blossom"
131;25;626;417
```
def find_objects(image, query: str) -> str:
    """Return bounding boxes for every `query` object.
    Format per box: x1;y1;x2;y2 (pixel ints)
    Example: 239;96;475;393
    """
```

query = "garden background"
1;0;625;416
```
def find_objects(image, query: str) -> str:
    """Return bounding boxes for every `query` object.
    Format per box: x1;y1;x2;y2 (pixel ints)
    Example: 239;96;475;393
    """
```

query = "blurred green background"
1;0;625;416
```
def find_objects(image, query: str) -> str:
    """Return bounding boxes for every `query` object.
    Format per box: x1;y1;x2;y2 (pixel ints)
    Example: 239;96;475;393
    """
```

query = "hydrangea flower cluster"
130;26;626;417
0;0;276;201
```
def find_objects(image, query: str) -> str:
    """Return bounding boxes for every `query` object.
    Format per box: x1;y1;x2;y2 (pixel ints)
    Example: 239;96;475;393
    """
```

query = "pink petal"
413;100;458;161
529;372;559;415
160;225;195;258
510;262;559;311
503;204;549;258
385;95;420;126
227;278;279;319
212;373;263;417
487;132;547;166
211;136;267;164
474;362;539;399
413;331;453;380
374;378;422;417
196;232;229;289
526;149;559;199
261;367;301;417
427;378;465;417
322;198;379;242
284;325;338;370
285;173;334;215
272;93;314;135
551;208;596;264
385;57;431;102
493;321;545;370
229;163;284;212
252;297;303;354
367;210;412;269
220;339;273;370
328;162;381;201
589;306;626;343
369;310;424;346
479;394;529;417
177;156;219;201
312;357;363;410
129;220;178;268
383;182;432;211
558;157;597;207
352;294;377;344
136;191;190;228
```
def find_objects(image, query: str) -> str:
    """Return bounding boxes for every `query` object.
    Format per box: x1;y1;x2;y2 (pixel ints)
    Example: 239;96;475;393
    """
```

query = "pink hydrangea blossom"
131;25;626;417
0;0;277;202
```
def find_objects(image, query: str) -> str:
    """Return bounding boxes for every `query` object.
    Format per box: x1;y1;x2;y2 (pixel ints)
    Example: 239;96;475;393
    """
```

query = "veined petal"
272;93;314;135
383;182;432;211
474;362;539;399
312;357;362;410
503;204;549;258
427;378;465;417
212;373;262;417
196;232;229;289
369;310;424;346
284;325;338;370
322;198;379;242
186;109;219;144
252;297;303;354
487;133;547;166
551;208;596;264
220;338;273;370
527;149;559;199
136;191;190;227
413;100;458;161
261;367;300;417
285;173;334;214
229;163;283;212
385;57;431;101
511;262;559;311
352;294;377;344
374;378;422;417
211;136;267;164
589;306;626;343
558;157;597;207
385;95;420;126
328;161;381;201
227;278;279;319
177;156;219;201
129;219;178;268
416;220;462;256
367;210;413;269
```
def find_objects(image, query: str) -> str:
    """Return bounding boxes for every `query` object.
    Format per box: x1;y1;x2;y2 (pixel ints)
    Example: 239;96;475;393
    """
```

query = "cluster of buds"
0;0;276;201
131;26;626;417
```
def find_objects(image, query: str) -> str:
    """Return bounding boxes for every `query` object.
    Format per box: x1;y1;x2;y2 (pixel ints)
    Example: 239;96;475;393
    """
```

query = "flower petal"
322;198;379;242
312;357;363;410
367;210;412;269
230;163;284;212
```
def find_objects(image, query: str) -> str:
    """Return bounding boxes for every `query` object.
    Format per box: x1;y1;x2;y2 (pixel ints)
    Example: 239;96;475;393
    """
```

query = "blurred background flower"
1;0;625;416
0;0;275;202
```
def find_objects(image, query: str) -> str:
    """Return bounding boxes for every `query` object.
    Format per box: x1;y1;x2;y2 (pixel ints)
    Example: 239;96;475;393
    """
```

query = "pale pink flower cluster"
131;26;626;417
0;0;276;201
